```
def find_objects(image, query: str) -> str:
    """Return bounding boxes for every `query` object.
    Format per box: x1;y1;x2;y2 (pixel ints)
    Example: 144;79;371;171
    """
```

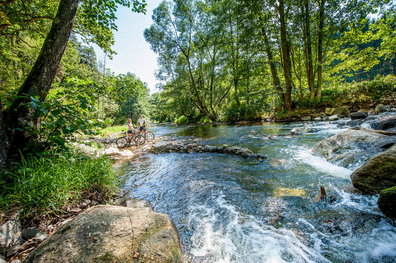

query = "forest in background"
146;0;396;123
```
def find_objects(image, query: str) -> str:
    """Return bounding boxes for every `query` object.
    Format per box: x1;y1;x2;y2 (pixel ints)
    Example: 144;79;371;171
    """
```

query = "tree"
0;0;146;169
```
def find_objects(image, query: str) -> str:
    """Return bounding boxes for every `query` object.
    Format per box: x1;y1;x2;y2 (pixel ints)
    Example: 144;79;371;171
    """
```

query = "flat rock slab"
24;205;183;263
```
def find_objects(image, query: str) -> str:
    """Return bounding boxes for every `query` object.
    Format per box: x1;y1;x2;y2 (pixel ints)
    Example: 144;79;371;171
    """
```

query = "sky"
93;0;163;93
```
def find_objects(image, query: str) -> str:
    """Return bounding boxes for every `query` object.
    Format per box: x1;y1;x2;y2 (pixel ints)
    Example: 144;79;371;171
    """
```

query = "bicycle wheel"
144;131;155;142
116;136;128;148
134;135;145;145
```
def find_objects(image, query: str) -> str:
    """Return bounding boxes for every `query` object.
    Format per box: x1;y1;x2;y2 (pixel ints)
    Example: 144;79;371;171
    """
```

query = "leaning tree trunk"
2;0;79;166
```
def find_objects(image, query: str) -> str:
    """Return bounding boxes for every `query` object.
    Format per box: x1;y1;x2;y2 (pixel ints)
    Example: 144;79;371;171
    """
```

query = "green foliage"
174;116;189;124
294;75;396;109
21;78;110;152
0;149;116;217
351;74;396;99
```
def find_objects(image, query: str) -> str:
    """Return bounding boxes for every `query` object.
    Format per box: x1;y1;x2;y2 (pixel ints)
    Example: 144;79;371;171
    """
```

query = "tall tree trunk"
260;19;285;105
230;15;240;106
302;0;315;100
316;0;325;100
279;0;292;111
2;0;79;163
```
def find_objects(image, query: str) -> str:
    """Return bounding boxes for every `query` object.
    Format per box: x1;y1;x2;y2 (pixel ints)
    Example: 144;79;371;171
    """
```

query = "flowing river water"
115;121;396;263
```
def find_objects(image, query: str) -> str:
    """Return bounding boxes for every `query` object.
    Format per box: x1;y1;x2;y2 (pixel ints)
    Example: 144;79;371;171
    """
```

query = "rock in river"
333;106;350;117
24;205;183;263
350;112;368;120
312;127;396;168
377;186;396;219
350;144;396;194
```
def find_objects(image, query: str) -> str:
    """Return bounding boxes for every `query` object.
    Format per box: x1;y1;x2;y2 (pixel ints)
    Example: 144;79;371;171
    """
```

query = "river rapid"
115;121;396;263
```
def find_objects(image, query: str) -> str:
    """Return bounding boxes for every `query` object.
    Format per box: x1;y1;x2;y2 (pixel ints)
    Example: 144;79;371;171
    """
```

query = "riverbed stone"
291;127;304;135
314;117;322;121
0;214;21;251
350;144;396;194
312;128;396;168
21;227;39;240
375;104;388;114
311;113;323;118
371;115;396;131
377;186;396;219
328;115;339;121
301;116;312;121
24;205;183;263
325;108;335;115
333;106;350;117
350;112;368;120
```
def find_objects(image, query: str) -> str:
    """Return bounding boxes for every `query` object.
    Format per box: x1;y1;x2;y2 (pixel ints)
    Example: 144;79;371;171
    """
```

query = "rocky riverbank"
311;110;396;219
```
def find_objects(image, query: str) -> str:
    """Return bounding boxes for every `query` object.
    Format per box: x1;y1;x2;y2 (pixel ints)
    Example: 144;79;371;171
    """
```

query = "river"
115;121;396;263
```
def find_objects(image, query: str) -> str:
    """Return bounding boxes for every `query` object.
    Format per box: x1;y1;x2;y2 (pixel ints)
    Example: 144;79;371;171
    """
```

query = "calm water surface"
116;121;396;263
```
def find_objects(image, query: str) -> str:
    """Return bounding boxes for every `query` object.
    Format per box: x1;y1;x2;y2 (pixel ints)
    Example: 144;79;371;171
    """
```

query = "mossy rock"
24;205;183;263
378;186;396;219
350;145;396;194
333;106;350;117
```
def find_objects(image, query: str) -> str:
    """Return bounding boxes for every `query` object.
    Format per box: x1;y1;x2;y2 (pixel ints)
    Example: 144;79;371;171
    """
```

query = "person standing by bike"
127;118;135;139
136;115;148;136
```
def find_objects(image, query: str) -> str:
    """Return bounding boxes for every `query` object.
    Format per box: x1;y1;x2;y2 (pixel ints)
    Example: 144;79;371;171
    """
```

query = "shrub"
174;115;189;124
0;149;116;217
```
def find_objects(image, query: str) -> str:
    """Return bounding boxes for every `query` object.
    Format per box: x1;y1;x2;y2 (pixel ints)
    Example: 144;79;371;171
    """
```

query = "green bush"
0;149;116;216
174;115;189;124
223;102;260;122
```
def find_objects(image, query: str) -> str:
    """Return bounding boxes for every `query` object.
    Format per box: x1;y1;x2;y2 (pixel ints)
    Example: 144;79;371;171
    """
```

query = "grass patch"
98;125;126;137
0;149;117;217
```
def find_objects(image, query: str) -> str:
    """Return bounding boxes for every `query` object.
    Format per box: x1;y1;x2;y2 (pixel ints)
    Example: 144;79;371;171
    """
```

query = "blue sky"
94;0;163;93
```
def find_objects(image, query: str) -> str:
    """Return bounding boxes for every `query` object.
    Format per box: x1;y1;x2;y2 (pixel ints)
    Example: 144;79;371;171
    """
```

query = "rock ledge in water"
312;127;396;168
150;142;266;160
24;205;183;263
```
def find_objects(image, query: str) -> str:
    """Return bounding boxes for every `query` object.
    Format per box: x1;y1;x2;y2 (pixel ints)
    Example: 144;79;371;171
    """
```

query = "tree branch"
0;0;16;5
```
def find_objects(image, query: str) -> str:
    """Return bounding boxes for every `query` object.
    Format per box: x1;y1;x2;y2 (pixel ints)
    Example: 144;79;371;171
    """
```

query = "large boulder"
378;186;396;219
350;144;396;194
24;205;183;263
333;106;350;117
312;127;396;168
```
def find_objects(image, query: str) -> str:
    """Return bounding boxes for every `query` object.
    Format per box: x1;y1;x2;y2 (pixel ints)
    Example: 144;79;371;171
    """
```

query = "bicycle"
116;130;145;148
143;130;155;142
136;126;155;143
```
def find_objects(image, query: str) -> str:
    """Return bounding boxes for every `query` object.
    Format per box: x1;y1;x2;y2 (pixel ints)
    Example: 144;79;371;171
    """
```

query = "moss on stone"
378;186;396;219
